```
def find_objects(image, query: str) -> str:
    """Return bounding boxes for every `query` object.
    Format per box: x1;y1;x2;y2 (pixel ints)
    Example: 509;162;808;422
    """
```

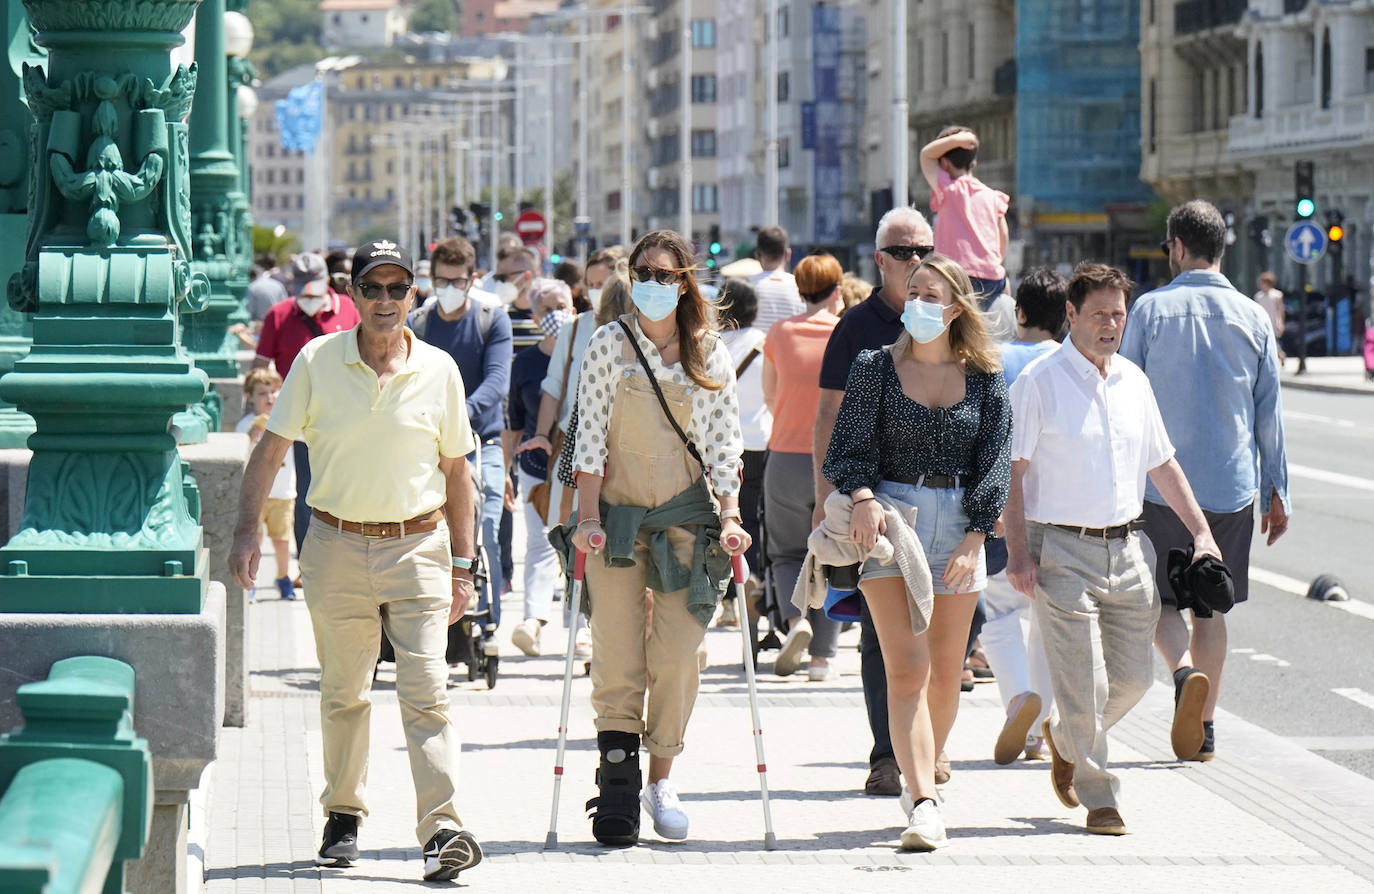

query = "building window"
1254;42;1264;118
266;169;275;184
1366;47;1374;92
297;195;304;210
778;135;790;168
941;31;949;87
691;129;716;157
607;190;621;212
1320;28;1331;109
691;74;717;103
266;195;274;210
967;23;975;80
778;71;789;103
778;6;789;38
691;20;716;48
692;183;718;213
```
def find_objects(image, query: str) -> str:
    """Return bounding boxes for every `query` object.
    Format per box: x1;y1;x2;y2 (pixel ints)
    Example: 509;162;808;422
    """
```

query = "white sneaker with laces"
640;779;689;840
574;628;593;661
511;618;542;656
900;798;948;851
807;661;836;682
774;618;812;677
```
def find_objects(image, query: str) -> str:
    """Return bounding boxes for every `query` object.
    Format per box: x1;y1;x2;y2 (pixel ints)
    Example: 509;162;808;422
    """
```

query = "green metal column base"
0;408;35;448
0;551;208;613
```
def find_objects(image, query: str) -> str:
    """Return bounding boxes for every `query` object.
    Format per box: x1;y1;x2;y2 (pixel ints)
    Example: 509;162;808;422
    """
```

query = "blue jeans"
969;275;1007;312
292;441;311;558
473;441;505;626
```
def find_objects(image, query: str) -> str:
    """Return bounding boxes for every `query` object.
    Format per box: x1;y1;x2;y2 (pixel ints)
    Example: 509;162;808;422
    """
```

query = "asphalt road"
1154;386;1374;778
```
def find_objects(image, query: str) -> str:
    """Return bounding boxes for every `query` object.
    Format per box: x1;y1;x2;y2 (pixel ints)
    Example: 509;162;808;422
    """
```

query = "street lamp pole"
621;10;634;245
679;0;692;238
765;0;779;227
577;15;590;264
892;2;909;208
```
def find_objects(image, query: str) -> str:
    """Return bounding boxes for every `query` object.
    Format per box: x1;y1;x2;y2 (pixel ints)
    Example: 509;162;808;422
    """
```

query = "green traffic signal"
709;242;721;255
1296;198;1315;218
705;258;716;268
494;211;504;221
550;253;562;264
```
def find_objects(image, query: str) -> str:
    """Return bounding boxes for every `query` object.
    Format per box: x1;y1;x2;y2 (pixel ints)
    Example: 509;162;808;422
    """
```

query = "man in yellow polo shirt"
230;239;483;883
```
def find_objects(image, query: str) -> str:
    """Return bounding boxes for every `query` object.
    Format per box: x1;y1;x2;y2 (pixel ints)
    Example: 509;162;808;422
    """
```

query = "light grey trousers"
1028;521;1160;810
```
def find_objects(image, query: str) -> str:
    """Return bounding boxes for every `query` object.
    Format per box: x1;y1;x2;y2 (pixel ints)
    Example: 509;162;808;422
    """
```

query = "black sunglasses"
354;281;413;302
629;265;686;286
879;244;935;262
1159;238;1173;256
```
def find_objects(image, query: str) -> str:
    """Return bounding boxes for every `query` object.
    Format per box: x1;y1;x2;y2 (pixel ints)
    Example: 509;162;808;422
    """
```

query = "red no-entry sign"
516;210;547;245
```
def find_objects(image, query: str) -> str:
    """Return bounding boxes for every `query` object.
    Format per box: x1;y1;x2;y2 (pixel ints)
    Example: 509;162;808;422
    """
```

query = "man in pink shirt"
920;126;1010;309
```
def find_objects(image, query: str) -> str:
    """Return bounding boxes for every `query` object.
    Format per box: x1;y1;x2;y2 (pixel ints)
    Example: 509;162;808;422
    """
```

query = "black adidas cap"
351;239;414;282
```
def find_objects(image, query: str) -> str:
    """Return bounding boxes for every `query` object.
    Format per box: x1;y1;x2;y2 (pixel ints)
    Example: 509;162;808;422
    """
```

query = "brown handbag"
526;316;581;524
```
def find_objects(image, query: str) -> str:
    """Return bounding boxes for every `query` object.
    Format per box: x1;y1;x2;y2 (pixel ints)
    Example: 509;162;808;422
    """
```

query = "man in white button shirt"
1003;263;1220;837
748;225;804;335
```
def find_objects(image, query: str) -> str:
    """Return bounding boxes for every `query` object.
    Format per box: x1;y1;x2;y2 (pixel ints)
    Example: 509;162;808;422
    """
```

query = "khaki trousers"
1028;522;1160;810
299;517;462;844
585;336;708;758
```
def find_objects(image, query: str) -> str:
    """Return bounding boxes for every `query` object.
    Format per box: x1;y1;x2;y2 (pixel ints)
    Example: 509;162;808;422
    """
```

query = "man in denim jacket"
1121;199;1291;763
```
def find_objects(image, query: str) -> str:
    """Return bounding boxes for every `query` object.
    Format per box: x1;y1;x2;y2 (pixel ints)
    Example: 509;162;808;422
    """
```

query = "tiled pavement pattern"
198;545;1374;892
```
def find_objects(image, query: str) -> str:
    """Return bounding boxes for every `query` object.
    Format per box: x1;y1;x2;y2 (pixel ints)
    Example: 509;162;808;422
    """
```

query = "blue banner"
275;79;324;154
811;6;843;243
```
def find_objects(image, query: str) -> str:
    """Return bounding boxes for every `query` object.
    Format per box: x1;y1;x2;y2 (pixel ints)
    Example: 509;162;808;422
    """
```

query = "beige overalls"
584;334;711;759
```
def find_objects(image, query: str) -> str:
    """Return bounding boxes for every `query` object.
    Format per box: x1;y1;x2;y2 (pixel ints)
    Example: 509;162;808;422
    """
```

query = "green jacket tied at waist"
547;480;733;628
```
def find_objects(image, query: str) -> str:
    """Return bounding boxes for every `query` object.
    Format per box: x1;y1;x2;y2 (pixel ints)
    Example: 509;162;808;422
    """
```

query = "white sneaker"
807;661;837;682
640;779;689;840
574;628;593;661
774;618;812;677
511;618;542;656
900;798;948;851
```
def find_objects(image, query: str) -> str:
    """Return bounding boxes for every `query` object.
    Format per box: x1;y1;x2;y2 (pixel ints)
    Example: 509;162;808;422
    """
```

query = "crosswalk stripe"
1332;688;1374;712
1290;463;1374;493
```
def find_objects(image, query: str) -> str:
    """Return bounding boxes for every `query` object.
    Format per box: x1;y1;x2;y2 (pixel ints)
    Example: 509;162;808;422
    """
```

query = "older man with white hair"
811;205;935;798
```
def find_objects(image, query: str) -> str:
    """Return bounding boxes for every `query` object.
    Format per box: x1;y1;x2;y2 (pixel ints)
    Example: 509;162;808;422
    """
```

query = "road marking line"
1231;647;1256;654
1290;463;1374;493
1285;410;1362;431
1332;688;1374;712
1289;735;1374;751
1248;653;1291;667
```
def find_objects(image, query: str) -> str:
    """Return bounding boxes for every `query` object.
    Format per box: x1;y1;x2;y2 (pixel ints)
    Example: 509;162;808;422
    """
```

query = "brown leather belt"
313;508;444;538
1050;520;1144;541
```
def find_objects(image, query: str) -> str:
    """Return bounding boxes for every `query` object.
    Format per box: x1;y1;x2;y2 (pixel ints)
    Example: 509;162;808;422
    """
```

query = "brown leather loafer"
1042;719;1079;808
1172;669;1211;760
1086;806;1128;835
864;757;901;796
995;692;1042;765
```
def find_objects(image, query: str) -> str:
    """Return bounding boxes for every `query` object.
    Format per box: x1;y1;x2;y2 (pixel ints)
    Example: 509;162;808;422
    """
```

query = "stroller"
377;435;500;688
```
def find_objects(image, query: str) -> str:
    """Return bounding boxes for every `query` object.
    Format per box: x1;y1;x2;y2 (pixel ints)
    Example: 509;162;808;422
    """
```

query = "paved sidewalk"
197;565;1374;892
1281;354;1373;395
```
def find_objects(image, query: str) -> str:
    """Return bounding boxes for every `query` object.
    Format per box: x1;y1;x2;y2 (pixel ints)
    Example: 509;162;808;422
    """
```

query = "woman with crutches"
565;230;750;847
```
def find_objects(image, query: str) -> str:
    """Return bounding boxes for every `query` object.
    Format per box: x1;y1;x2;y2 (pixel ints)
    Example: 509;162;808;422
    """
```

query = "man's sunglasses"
354;281;413;302
629;265;686;286
879;244;935;262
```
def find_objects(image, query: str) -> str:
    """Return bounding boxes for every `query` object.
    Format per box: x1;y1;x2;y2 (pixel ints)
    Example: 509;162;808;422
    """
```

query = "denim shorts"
860;479;988;594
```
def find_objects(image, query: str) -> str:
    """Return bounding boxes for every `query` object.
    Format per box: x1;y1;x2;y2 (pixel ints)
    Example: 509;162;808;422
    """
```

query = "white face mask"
301;278;328;298
494;281;519;305
435;285;468;314
586;287;603;310
296;296;327;316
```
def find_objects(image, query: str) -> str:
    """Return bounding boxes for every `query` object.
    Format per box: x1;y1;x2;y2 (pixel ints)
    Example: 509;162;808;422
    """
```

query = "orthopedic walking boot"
586;731;641;846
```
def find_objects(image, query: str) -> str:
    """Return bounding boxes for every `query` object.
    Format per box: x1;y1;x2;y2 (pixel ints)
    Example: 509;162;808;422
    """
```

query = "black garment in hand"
1166;545;1235;618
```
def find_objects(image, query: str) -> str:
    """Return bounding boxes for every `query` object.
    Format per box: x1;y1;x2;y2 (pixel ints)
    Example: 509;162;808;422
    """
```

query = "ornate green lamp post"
0;4;43;448
178;0;244;420
1;0;211;611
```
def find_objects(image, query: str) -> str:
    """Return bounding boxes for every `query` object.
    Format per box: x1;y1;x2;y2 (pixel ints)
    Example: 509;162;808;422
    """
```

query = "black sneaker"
422;829;483;882
316;811;360;866
1195;720;1216;762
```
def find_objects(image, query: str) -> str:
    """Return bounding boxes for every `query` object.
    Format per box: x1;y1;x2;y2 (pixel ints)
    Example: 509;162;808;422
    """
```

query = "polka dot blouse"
563;316;744;497
822;347;1012;535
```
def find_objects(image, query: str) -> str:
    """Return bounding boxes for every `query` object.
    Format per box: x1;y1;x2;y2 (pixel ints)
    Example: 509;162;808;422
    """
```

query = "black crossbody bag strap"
616;319;706;472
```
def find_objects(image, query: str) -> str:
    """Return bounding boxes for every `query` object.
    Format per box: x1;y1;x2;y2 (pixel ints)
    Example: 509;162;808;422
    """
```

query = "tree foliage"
409;0;460;34
246;0;325;78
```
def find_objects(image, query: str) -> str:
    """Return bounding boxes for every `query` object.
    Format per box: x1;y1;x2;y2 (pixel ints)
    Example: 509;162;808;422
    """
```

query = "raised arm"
919;130;977;191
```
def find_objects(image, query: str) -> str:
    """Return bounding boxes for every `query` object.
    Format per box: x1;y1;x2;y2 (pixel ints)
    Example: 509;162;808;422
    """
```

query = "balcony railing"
1174;0;1246;35
1227;94;1374;155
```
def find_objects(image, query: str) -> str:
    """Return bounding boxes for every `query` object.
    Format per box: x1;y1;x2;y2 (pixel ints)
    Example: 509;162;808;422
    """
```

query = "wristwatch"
451;556;475;571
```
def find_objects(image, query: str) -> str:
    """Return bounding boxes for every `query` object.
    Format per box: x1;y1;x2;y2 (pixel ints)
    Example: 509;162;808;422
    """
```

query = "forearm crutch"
725;533;778;851
544;528;604;850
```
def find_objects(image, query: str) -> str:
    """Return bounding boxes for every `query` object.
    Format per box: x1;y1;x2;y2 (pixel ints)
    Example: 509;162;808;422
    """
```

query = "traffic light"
1295;160;1315;218
494;211;504;222
1326;210;1344;266
1247;215;1271;248
706;225;722;268
550;253;562;264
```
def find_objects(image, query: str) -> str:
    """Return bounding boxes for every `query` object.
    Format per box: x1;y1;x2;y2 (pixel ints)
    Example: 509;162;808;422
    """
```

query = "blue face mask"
901;298;951;344
630;279;681;322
